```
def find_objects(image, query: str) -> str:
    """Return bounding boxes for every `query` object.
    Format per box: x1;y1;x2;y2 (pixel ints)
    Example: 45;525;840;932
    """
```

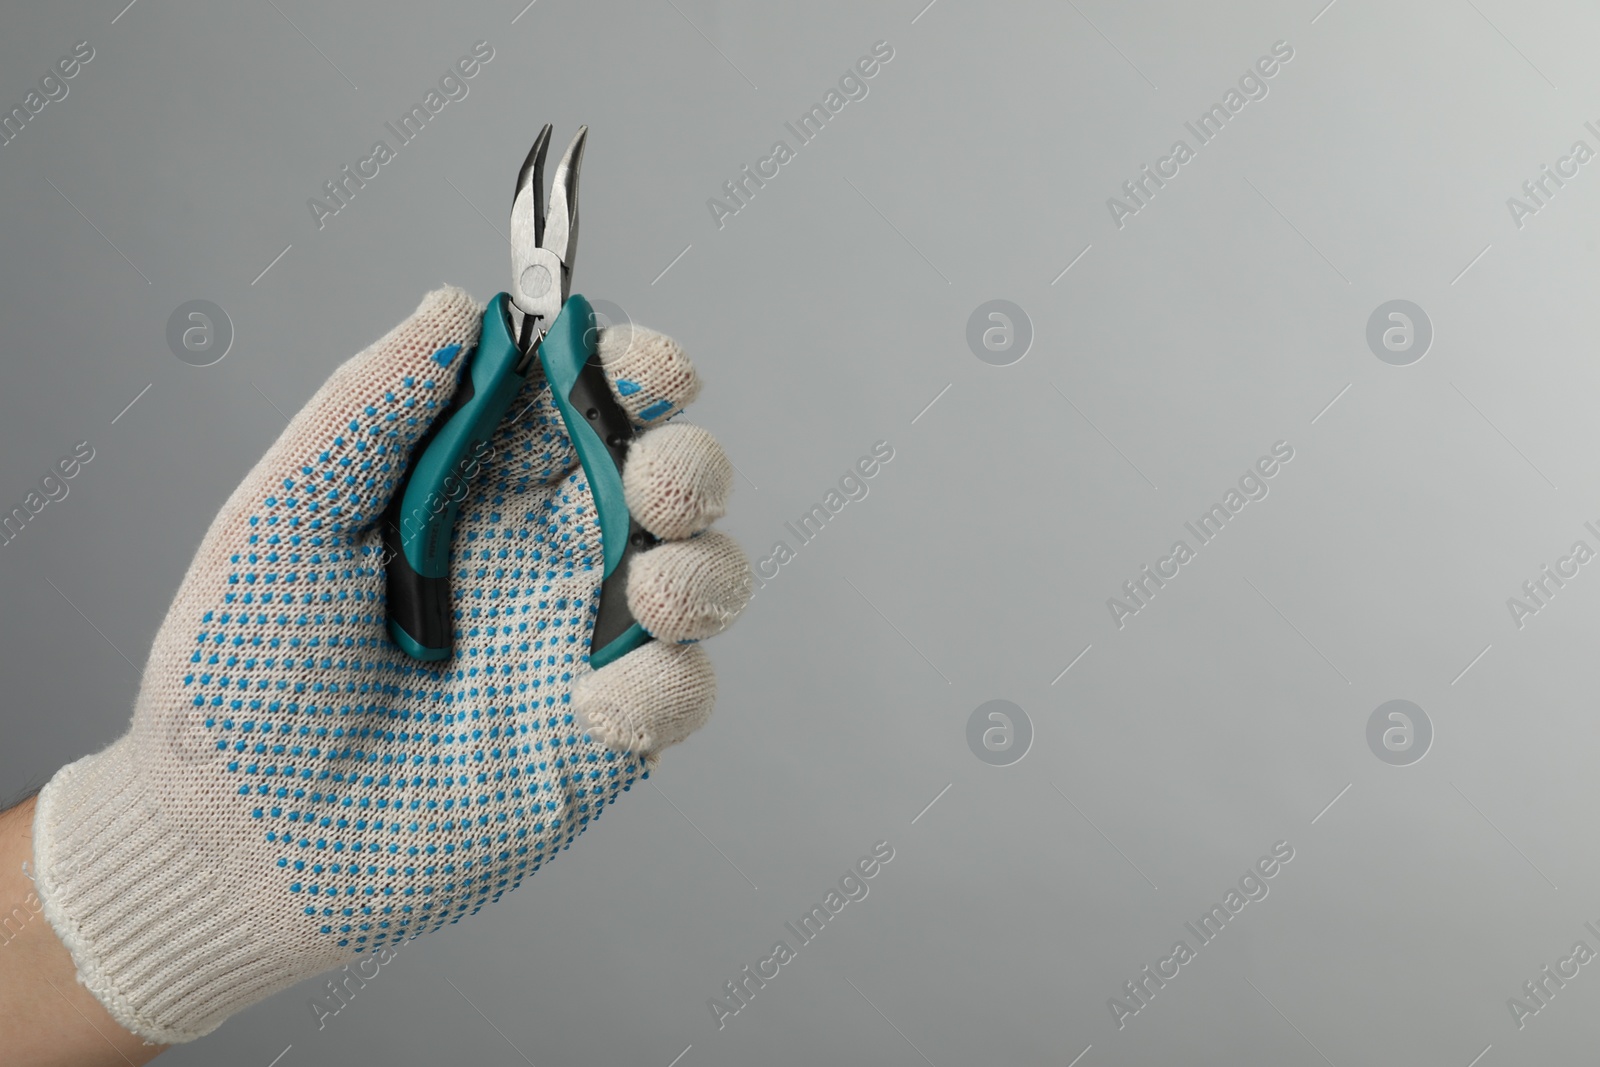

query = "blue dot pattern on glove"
182;342;648;953
613;376;679;423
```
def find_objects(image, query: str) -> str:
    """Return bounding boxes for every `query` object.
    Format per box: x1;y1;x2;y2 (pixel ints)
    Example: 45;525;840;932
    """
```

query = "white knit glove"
31;286;751;1043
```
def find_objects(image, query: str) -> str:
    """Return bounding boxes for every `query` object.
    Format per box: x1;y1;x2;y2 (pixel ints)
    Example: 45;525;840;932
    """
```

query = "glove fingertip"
597;325;701;426
622;423;734;540
574;642;717;757
626;531;753;643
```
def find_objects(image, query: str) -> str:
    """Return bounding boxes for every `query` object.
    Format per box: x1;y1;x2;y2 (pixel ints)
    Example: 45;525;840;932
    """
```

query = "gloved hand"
30;286;752;1044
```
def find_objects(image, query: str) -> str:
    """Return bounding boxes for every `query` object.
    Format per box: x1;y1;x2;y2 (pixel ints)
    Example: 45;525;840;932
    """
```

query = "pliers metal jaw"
508;124;586;364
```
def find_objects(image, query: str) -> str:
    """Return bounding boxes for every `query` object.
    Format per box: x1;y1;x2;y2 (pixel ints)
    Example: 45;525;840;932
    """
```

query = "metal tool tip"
514;124;553;203
559;125;588;168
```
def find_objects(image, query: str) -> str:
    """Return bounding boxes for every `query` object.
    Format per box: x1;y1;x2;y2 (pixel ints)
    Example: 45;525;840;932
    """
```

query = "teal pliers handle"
383;293;653;666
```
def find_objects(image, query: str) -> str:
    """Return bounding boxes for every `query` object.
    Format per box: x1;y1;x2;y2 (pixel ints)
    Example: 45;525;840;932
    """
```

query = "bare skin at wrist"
0;796;167;1067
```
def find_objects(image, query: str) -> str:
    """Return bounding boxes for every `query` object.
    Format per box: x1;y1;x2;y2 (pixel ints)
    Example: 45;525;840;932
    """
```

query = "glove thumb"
207;286;485;553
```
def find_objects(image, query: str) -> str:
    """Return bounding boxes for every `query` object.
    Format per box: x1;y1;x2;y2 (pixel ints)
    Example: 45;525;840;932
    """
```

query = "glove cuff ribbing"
33;739;281;1043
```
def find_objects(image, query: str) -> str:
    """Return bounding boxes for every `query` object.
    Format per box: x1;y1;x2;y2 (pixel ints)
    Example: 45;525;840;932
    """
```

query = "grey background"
2;0;1598;1063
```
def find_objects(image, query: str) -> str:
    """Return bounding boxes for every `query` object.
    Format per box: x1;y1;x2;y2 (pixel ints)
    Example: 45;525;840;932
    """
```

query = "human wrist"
0;790;165;1066
32;739;307;1045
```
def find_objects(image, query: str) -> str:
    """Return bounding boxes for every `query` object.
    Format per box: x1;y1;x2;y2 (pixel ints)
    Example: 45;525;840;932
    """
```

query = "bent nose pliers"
382;124;655;667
